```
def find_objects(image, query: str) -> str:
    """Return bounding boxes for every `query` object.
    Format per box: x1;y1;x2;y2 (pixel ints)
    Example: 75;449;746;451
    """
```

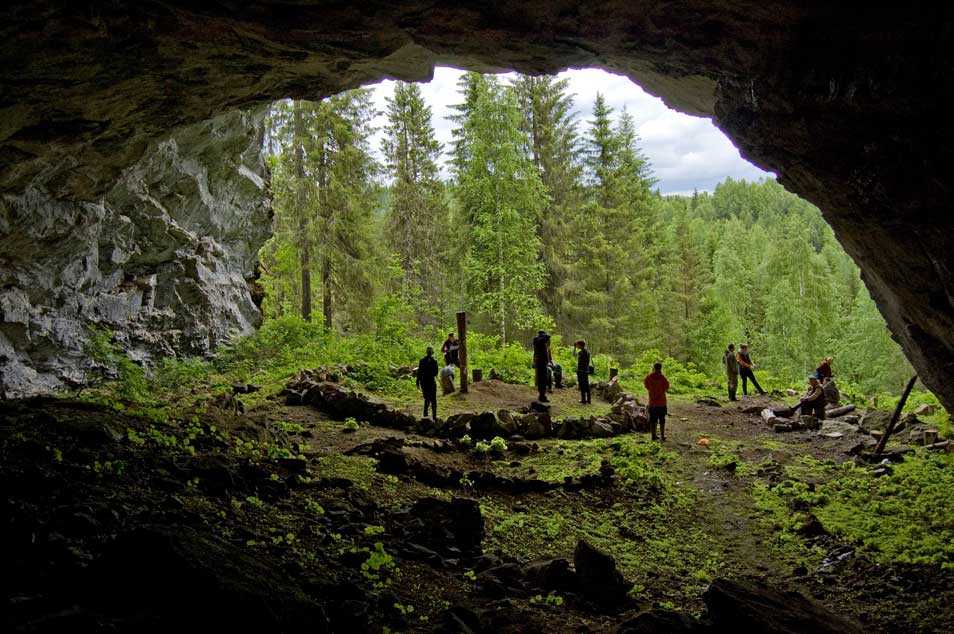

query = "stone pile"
284;371;649;442
611;394;650;432
592;376;624;402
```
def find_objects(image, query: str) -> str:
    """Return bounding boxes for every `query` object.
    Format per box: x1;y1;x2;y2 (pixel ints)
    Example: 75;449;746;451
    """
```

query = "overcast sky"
365;66;773;195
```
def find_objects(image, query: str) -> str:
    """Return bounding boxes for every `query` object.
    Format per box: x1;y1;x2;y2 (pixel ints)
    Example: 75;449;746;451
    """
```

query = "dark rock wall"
1;2;952;408
0;109;271;398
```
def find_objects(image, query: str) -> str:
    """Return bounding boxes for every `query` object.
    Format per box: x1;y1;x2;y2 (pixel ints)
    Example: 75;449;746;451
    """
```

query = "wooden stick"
874;374;918;455
457;311;468;394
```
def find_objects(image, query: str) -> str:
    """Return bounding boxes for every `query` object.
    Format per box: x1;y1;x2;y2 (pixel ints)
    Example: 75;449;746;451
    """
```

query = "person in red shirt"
643;362;671;442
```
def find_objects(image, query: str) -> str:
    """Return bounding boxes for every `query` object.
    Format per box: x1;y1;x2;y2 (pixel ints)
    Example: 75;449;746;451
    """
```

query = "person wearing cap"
794;375;826;419
643;362;670;441
416;346;439;419
532;330;552;402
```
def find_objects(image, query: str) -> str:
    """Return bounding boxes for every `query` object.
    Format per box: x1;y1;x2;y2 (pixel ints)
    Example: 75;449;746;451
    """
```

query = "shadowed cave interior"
1;3;953;633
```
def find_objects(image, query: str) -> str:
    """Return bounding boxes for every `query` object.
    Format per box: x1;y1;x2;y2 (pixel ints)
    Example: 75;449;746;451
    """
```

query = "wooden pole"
457;311;468;394
874;374;918;455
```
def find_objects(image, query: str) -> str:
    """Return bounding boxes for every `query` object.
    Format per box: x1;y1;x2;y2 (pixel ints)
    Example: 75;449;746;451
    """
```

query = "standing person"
815;356;833;381
441;333;459;366
532;330;552;402
574;340;591;404
416;346;439;419
736;344;766;396
793;375;826;420
643;362;670;442
723;343;739;401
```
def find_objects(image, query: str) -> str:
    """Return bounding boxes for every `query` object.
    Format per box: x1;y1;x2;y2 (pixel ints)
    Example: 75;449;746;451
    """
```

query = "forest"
259;72;913;398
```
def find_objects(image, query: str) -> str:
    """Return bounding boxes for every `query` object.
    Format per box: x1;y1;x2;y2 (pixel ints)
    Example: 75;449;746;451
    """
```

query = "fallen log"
825;404;856;418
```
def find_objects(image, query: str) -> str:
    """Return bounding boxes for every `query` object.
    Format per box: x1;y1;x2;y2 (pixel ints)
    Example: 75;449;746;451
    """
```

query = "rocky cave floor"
2;381;952;633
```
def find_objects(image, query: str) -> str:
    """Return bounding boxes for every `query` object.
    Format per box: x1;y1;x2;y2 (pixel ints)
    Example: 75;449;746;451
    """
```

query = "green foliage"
530;593;564;607
361;542;397;580
754;453;954;567
246;71;933;404
474;441;491;455
84;327;150;403
489;436;508;453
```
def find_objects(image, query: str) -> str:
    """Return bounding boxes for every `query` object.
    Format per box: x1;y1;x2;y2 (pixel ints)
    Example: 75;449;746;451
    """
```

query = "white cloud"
363;66;774;195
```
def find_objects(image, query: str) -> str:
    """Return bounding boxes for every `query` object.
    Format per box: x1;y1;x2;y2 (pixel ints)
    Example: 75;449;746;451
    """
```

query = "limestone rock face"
0;109;271;398
2;3;954;408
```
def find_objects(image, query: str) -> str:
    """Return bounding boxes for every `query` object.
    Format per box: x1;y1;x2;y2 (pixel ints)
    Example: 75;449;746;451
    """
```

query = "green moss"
752;452;954;567
315;454;378;489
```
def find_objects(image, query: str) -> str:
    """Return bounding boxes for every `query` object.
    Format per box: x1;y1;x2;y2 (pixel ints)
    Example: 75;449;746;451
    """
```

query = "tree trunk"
322;255;333;329
293;100;312;321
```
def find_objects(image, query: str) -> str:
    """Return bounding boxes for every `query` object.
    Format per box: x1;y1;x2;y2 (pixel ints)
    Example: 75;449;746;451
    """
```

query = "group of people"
418;330;836;441
416;328;673;443
722;343;840;419
721;343;765;400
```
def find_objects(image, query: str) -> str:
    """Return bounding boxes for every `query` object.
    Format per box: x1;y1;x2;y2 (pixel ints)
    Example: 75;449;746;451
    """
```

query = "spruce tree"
381;81;451;326
452;73;547;344
511;74;583;326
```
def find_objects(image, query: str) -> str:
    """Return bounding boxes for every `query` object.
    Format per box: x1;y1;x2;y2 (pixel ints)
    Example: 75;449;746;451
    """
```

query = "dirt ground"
2;382;951;632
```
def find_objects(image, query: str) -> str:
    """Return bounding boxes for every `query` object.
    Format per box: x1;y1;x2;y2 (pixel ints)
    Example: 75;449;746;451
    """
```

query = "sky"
365;66;774;195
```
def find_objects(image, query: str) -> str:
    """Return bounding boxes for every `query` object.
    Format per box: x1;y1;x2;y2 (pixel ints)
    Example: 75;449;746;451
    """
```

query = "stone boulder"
914;403;935;416
618;610;698;633
401;497;484;558
610;394;649;432
469;411;511;440
703;578;863;633
573;539;631;609
442;413;473;439
522;558;578;593
859;410;893;434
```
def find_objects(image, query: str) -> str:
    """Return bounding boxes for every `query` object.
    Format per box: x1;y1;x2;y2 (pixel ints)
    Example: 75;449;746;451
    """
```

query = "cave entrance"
256;66;914;399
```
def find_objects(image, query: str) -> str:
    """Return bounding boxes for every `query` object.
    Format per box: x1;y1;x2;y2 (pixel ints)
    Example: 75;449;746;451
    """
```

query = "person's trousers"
740;367;764;395
649;406;667;440
800;400;825;420
535;366;548;400
577;371;591;403
727;372;738;400
422;385;437;419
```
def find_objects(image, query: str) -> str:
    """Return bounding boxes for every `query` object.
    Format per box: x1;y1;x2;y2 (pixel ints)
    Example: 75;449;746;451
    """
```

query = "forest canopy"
258;72;913;397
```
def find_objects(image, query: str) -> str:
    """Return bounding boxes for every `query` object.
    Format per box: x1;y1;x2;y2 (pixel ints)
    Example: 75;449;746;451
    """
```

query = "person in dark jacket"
794;375;826;420
441;333;459;366
736;344;765;396
814;356;833;381
532;330;552;402
416;346;439;419
574;339;591;404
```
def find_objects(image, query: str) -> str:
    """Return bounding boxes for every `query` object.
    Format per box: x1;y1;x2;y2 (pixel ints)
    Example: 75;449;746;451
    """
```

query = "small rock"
914;403;935;416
